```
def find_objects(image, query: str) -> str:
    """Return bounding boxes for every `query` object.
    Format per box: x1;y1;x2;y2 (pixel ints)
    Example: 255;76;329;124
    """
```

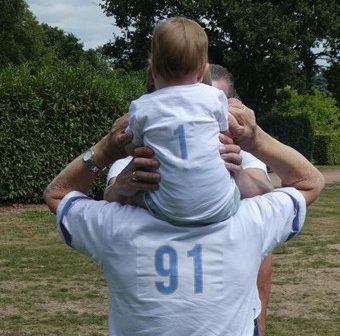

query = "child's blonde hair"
151;17;208;82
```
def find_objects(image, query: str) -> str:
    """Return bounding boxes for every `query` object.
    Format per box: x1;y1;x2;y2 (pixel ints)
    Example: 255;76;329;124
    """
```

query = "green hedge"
0;62;145;203
259;114;314;160
313;132;340;165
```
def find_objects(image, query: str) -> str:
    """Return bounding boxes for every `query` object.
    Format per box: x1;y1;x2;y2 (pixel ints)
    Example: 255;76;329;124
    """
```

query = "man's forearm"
234;168;273;199
44;115;131;214
250;128;324;205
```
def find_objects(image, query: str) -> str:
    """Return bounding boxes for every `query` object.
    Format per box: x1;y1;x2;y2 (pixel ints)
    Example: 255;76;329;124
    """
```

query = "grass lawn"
0;184;339;335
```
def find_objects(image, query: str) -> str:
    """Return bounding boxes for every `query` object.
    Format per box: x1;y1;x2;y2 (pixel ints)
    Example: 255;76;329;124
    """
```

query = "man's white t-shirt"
128;83;239;224
106;152;269;185
56;187;306;336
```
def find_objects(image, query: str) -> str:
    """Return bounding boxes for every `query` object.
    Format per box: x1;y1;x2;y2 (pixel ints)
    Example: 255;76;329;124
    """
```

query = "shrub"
313;132;340;165
0;61;145;203
271;87;340;132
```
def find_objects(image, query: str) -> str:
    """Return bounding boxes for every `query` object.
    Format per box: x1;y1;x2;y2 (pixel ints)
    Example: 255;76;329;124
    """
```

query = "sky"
26;0;119;49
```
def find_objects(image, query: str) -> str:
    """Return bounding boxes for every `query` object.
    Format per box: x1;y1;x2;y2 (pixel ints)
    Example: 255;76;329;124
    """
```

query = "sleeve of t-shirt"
242;187;307;256
240;150;267;172
215;90;229;132
106;157;133;184
240;150;270;181
128;100;144;146
56;191;118;265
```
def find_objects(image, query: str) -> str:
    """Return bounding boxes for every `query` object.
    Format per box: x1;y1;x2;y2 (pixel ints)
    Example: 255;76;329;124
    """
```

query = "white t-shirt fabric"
56;187;306;336
127;83;239;224
106;152;269;185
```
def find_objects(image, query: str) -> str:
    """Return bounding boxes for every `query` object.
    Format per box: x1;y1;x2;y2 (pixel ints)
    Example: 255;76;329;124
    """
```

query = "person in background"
210;64;273;336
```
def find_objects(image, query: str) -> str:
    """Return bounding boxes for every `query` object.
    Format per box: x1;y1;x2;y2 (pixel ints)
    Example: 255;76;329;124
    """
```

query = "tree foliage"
271;87;340;132
40;23;85;63
0;0;110;70
100;0;340;114
0;0;44;68
324;63;340;105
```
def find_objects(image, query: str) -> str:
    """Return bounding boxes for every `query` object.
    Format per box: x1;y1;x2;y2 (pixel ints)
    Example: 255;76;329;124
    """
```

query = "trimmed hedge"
0;62;145;203
313;132;340;165
259;114;314;160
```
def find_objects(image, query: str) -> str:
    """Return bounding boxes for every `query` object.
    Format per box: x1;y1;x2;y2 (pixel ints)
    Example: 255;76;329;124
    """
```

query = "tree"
40;23;85;63
100;0;340;114
0;0;44;68
324;63;340;105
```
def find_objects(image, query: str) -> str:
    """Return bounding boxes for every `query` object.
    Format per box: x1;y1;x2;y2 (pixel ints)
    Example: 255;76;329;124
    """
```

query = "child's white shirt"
127;83;238;224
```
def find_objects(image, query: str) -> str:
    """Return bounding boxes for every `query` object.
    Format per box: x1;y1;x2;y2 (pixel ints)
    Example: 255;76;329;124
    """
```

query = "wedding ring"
131;171;139;182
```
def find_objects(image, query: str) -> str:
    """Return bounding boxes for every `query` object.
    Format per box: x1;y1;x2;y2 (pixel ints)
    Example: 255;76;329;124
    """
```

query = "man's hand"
94;114;132;168
219;133;242;174
104;147;160;203
227;98;258;152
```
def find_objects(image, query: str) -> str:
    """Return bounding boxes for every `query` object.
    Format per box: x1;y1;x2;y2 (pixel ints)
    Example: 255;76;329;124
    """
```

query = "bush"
0;61;145;203
259;114;314;160
313;132;340;165
271;87;340;132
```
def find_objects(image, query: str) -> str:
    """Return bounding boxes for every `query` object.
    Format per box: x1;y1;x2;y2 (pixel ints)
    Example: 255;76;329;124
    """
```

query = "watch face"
83;149;93;161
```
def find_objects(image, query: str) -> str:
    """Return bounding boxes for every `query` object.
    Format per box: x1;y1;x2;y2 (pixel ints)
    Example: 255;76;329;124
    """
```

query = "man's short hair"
209;64;237;98
151;17;208;82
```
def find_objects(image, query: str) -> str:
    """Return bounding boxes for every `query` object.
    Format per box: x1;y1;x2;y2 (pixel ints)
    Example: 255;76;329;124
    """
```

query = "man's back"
57;187;305;336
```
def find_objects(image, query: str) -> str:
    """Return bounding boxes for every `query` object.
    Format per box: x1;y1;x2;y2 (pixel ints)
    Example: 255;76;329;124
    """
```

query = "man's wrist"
82;147;104;173
247;126;266;154
92;135;125;169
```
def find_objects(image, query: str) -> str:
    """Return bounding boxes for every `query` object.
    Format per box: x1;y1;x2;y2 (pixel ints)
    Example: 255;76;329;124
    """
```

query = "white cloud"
26;0;120;49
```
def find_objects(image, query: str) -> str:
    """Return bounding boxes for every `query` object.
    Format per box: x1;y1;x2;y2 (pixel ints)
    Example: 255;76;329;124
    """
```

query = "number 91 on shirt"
136;241;224;300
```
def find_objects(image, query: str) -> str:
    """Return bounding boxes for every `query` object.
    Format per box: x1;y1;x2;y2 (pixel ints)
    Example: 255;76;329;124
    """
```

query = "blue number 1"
187;244;203;293
174;125;188;159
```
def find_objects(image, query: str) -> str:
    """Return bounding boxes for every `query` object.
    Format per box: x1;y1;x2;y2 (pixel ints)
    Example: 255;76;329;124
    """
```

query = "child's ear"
197;63;209;82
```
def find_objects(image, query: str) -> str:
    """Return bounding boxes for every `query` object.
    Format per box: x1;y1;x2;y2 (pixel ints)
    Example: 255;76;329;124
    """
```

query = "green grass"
266;185;340;335
0;184;339;335
0;206;107;335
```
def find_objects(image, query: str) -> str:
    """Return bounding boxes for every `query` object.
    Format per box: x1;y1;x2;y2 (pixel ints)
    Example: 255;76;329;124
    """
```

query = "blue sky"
26;0;119;49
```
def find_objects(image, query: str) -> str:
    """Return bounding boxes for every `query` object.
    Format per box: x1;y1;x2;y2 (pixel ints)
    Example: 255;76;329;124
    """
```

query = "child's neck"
155;74;199;90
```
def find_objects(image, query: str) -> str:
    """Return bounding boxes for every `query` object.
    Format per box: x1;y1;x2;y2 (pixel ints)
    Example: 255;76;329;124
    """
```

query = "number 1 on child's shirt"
174;125;188;160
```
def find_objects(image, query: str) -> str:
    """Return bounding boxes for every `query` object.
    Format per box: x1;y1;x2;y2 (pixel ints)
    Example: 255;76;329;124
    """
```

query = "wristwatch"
81;147;102;173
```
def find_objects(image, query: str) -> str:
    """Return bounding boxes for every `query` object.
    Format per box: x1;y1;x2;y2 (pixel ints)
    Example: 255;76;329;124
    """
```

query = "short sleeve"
215;90;228;131
106;157;133;184
240;187;307;256
56;191;115;265
128;100;144;146
240;150;267;173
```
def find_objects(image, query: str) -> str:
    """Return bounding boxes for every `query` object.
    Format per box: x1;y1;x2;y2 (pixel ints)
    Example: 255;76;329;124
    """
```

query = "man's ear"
197;63;209;82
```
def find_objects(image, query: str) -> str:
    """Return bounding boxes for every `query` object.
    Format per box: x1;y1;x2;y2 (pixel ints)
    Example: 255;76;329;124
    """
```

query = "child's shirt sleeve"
215;90;229;132
128;100;144;146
